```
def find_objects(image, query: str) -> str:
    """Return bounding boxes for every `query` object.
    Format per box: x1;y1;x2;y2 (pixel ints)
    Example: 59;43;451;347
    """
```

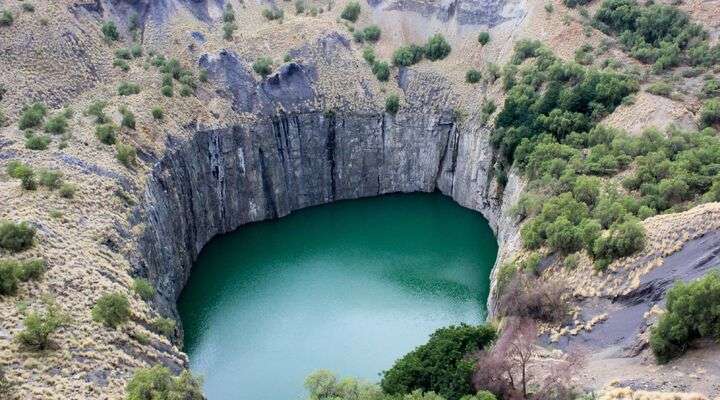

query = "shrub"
120;107;136;129
116;143;137;167
477;31;490;45
38;170;63;190
152;107;164;120
25;134;50;150
179;84;192;97
393;45;424;66
223;21;237;40
15;300;68;351
385;94;400;114
650;270;720;362
151;317;176;337
363;25;381;42
130;43;142;58
647;81;672;97
381;324;496;400
95;123;117;145
353;30;365;43
372;60;390;81
6;161;37;190
117;82;141;96
466;69;481;83
132;278;155;300
592;219;646;269
340;1;361;22
253;57;273;77
223;3;235;22
126;365;203;400
295;0;306;14
305;370;384;400
115;48;132;60
92;292;130;328
85;101;109;124
101;21;119;41
161;85;173;97
59;183;76;199
700;99;720;127
19;103;47;130
44;114;68;135
424;34;451;61
261;8;284;20
0;262;19;295
0;10;13;26
362;47;376;64
564;0;591;7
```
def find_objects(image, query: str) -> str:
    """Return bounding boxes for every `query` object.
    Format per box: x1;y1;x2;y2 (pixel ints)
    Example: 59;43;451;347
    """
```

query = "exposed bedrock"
134;108;522;322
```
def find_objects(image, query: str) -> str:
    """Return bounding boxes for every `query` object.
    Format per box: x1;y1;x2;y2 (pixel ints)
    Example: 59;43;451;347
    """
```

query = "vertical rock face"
136;108;520;319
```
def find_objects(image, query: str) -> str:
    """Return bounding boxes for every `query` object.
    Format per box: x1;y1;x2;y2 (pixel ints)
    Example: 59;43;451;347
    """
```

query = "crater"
177;192;497;399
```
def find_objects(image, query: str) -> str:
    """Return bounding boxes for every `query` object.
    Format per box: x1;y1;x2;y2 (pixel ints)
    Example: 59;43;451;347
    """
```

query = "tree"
393;45;425;67
372;61;390;81
466;70;481;84
381;324;496;400
478;32;490;46
101;21;119;41
363;25;381;42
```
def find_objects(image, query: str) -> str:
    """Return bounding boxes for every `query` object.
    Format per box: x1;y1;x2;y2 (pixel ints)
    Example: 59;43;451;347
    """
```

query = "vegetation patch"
651;270;720;362
92;292;130;328
0;221;35;253
126;365;203;400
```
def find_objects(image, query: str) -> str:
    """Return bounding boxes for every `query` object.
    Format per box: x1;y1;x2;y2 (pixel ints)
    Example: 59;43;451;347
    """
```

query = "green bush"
6;161;37;190
151;317;176;338
85;101;109;124
592;219;645;269
59;183;76;199
594;0;711;70
132;278;155;300
0;261;19;295
15;300;68;351
223;21;237;40
341;1;361;22
130;43;142;58
647;81;672;97
385;94;400;115
362;47;376;64
353;30;365;43
465;69;481;83
563;0;591;7
700;99;720;127
115;48;132;60
117;82;141;96
393;45;424;67
179;84;192;97
223;3;235;22
44;113;68;134
650;270;720;362
381;324;496;400
95;123;117;145
101;21;119;41
0;10;13;26
424;34;451;61
92;292;130;328
151;107;164;120
19;103;47;130
372;61;390;81
363;25;381;42
262;8;284;20
38;169;63;190
116;143;137;167
161;85;173;97
477;31;490;45
0;221;35;253
120;107;136;129
25;134;50;150
253;57;273;77
295;0;306;14
462;391;497;400
126;365;203;400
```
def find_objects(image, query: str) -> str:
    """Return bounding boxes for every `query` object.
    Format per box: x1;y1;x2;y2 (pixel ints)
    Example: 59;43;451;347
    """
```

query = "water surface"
178;192;497;400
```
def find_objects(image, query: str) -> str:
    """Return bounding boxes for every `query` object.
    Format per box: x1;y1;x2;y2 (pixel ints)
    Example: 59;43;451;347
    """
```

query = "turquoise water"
177;193;497;400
